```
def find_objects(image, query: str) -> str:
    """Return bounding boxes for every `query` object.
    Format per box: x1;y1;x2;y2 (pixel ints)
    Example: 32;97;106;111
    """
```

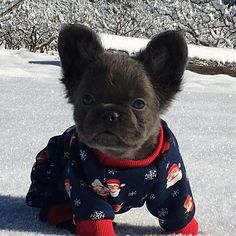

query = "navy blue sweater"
26;121;196;232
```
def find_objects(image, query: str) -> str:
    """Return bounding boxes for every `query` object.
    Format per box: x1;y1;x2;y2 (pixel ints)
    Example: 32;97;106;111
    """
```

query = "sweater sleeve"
64;155;116;224
146;127;198;235
76;219;115;236
25;129;73;223
174;217;198;235
63;161;116;236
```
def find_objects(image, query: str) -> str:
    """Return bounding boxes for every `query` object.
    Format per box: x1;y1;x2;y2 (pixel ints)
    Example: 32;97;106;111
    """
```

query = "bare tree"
0;0;25;17
1;0;236;50
145;0;236;48
90;0;156;37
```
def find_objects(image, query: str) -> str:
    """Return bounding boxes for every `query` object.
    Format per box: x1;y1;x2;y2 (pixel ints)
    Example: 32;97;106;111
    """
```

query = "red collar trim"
93;125;164;168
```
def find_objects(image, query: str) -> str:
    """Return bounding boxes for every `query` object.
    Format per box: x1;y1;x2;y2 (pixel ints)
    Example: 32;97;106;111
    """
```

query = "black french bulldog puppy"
26;24;198;236
58;25;186;160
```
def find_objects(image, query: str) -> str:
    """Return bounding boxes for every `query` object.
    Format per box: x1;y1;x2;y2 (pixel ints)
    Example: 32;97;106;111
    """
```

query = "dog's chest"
66;144;159;213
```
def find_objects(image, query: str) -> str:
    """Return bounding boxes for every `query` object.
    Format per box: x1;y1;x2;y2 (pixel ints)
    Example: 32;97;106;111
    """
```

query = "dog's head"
58;24;187;159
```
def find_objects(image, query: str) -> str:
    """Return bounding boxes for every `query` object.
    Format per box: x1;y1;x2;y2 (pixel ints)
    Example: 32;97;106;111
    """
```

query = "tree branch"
0;0;25;17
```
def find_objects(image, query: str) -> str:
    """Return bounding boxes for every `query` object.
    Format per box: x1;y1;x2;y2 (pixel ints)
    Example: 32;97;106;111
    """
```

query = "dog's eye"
131;99;146;110
82;94;95;105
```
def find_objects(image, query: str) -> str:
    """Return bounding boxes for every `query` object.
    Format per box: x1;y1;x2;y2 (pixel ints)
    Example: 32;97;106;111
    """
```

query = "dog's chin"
81;131;139;158
93;132;122;147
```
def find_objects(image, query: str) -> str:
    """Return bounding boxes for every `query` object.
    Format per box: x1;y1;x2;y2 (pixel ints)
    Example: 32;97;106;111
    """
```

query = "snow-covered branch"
1;0;236;50
0;0;24;17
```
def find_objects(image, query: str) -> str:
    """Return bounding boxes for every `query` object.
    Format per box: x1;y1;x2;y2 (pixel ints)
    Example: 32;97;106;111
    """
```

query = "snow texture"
100;33;236;63
0;46;236;236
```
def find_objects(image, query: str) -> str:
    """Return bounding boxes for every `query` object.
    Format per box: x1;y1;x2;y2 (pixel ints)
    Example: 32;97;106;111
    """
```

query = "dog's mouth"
92;131;121;147
78;124;142;155
87;129;138;150
88;131;138;157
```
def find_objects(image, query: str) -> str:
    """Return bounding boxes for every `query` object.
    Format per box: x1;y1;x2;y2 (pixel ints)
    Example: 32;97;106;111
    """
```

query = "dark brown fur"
58;24;188;160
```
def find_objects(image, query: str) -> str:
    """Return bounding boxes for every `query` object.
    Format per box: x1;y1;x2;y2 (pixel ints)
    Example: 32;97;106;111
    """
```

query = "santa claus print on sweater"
166;163;183;188
91;179;110;197
106;179;126;197
26;120;198;236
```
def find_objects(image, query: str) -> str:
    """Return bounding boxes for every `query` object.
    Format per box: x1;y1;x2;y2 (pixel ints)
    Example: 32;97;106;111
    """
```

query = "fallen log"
187;57;236;78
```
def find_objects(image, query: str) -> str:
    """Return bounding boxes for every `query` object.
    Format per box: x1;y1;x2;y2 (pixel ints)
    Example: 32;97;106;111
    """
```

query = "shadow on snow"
28;61;60;66
0;195;68;235
0;194;166;235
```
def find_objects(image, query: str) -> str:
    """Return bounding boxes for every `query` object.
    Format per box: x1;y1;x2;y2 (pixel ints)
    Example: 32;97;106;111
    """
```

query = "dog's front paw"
171;218;198;235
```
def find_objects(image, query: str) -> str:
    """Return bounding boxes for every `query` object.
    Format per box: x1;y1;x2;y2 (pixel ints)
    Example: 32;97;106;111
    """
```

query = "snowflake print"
108;169;117;175
80;180;85;187
128;191;137;197
145;170;157;180
74;198;81;206
150;194;156;200
171;189;180;197
90;210;105;220
80;150;87;161
64;151;69;158
158;208;169;218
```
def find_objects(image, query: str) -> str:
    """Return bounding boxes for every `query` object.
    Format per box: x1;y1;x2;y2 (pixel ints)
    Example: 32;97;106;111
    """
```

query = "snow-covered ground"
100;33;236;63
0;47;236;236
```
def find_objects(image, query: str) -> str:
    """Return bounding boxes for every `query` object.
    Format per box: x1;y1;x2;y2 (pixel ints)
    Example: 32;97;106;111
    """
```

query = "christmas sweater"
26;120;198;236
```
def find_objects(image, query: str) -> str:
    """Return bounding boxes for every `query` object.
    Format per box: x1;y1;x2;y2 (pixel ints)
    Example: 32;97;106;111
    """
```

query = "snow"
100;33;236;63
188;44;236;63
99;33;149;54
0;45;236;236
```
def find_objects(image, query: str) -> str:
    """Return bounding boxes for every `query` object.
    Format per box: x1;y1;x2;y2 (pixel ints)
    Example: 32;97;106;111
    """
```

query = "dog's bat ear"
58;24;104;100
136;31;188;112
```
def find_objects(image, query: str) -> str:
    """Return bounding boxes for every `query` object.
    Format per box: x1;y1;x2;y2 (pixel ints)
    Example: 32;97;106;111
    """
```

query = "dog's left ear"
136;31;188;112
58;24;104;102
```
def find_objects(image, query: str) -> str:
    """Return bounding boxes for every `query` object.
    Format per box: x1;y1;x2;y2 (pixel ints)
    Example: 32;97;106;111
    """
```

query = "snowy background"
0;33;236;236
1;0;236;51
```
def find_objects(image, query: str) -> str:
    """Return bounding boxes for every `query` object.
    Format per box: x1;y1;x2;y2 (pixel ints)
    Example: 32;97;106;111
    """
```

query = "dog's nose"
102;110;120;122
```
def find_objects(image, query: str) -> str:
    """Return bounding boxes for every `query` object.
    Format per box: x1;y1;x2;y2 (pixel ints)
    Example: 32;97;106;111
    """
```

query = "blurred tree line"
0;0;235;52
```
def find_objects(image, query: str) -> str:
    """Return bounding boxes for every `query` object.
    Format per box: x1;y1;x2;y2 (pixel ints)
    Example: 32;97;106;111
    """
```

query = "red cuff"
76;219;115;236
175;218;198;235
47;203;73;225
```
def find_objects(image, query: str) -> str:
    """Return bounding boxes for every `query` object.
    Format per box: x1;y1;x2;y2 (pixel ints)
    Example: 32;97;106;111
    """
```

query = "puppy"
26;24;198;236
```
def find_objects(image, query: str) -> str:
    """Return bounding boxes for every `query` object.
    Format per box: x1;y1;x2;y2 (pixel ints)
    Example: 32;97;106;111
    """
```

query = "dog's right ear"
58;24;104;101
